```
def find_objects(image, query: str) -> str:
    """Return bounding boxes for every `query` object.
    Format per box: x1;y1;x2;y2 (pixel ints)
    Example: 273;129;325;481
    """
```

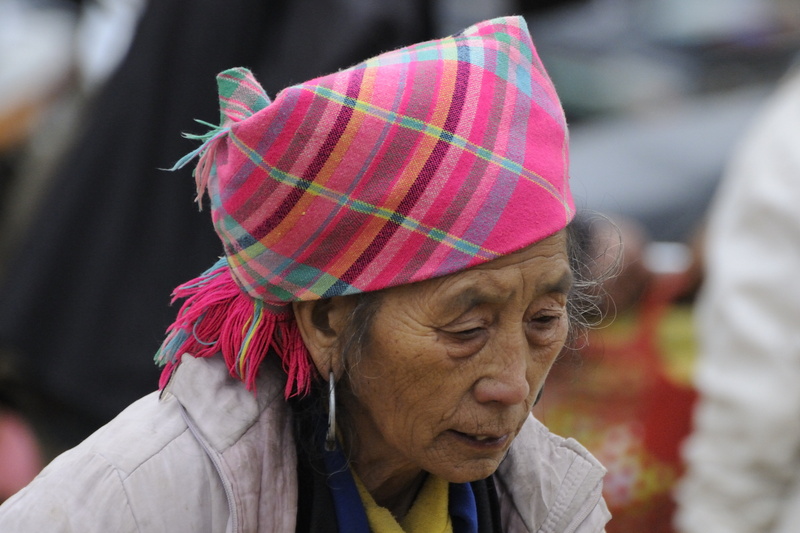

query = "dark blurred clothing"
0;0;434;454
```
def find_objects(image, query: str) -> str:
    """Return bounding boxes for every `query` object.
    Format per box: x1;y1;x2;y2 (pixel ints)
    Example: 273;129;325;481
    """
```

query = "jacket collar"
164;354;285;452
497;416;608;532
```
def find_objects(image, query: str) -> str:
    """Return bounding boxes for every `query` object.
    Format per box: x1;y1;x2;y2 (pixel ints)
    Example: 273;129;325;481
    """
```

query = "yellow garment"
353;471;453;533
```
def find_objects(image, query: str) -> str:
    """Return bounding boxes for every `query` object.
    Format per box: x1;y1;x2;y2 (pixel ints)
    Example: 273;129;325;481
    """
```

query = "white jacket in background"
675;68;800;533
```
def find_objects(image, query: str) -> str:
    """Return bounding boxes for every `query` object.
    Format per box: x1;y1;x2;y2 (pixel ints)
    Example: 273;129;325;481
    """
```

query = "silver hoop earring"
325;370;337;451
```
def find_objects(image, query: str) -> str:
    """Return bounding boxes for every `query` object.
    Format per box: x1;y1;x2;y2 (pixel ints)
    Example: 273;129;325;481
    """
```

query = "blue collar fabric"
322;442;478;533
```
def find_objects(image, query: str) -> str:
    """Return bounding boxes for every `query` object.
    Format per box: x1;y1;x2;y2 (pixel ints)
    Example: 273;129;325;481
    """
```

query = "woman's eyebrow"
542;270;574;295
440;269;573;312
445;287;510;311
442;270;574;312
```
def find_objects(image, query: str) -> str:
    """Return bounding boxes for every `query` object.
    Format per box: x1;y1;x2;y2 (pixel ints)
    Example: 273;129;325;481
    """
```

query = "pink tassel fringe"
155;260;313;398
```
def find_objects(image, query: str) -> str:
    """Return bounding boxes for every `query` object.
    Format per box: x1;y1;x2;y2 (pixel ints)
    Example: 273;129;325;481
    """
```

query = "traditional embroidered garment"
155;16;574;396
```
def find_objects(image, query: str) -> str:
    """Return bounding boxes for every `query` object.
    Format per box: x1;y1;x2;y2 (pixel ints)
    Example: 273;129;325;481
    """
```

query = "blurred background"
0;0;798;529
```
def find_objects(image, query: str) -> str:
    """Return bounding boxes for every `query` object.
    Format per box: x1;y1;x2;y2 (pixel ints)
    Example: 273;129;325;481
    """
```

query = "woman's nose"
473;334;531;406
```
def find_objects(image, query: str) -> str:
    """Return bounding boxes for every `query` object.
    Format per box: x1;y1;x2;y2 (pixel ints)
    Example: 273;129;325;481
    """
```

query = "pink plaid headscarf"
156;16;574;396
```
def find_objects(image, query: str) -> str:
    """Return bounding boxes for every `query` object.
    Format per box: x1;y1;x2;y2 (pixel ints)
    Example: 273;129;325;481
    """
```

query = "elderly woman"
0;16;610;532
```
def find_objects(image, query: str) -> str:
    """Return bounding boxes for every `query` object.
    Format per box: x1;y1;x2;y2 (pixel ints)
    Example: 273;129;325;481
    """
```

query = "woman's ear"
293;297;355;378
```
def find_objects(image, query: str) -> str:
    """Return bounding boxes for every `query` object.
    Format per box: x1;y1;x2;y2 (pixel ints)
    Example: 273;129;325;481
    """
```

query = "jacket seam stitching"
100;426;192;481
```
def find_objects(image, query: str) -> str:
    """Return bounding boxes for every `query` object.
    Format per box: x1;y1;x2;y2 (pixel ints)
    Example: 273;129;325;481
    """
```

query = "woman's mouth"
449;430;509;449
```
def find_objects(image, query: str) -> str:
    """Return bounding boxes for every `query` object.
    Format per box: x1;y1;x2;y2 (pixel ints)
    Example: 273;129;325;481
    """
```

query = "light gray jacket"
0;355;610;532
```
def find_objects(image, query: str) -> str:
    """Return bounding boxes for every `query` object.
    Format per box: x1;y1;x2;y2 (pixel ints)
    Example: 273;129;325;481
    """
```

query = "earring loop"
325;370;337;451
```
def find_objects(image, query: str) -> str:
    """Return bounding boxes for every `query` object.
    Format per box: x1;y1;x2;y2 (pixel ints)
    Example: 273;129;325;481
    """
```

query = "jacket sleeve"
0;452;139;532
674;69;800;533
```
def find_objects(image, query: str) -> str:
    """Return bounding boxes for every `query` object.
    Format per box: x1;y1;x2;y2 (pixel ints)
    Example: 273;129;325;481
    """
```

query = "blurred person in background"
536;210;700;533
0;364;43;503
674;64;800;533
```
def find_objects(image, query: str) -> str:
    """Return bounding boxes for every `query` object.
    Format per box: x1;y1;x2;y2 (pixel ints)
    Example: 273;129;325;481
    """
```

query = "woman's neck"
352;460;427;519
337;390;428;518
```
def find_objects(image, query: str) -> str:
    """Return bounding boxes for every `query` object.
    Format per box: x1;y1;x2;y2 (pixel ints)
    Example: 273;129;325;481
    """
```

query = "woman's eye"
450;327;485;339
441;325;489;358
528;313;562;330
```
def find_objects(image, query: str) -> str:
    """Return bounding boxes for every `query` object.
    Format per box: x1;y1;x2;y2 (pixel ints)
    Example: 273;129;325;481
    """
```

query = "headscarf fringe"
168;119;231;207
154;257;312;397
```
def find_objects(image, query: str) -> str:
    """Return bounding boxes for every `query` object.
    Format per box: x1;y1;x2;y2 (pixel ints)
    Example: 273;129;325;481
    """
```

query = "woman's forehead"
386;231;571;304
467;231;568;275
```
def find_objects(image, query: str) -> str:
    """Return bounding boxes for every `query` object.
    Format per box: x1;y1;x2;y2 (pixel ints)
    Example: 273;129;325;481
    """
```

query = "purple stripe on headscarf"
249;69;365;242
328;42;472;293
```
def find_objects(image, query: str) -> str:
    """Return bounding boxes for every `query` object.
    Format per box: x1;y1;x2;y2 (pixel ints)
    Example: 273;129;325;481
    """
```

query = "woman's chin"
424;430;512;482
428;454;506;484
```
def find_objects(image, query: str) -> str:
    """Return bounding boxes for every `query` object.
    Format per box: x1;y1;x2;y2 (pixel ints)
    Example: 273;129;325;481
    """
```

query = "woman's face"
341;230;571;484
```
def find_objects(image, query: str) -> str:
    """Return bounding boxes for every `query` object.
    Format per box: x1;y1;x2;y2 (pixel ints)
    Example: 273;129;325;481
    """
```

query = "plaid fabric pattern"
199;15;573;304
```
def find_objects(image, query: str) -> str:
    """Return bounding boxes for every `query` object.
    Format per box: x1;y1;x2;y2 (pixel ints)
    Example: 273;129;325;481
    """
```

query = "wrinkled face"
341;231;571;483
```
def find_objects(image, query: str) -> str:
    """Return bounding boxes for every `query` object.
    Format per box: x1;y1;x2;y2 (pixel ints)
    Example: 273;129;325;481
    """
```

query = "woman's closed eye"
448;326;486;340
526;310;567;342
530;314;559;326
439;319;492;351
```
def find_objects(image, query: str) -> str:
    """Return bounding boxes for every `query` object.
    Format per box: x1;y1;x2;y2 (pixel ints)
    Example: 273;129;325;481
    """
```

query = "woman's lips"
449;430;509;450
